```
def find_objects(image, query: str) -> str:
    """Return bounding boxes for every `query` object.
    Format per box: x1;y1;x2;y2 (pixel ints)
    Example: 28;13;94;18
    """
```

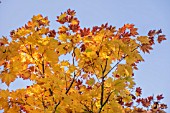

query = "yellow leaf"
58;13;67;21
61;61;70;67
58;34;68;42
71;19;79;25
0;73;16;86
37;37;50;46
137;36;150;44
68;65;76;73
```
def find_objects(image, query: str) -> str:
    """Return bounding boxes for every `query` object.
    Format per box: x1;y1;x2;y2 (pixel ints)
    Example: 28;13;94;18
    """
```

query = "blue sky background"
0;0;170;112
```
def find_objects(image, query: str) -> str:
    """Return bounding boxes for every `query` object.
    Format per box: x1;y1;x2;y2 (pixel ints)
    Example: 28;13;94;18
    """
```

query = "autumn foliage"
0;9;167;113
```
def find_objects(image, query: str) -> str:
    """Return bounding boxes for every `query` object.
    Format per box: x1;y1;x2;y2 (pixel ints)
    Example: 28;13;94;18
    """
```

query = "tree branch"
102;91;113;108
52;47;77;112
65;47;76;94
41;96;47;112
52;101;61;113
80;101;93;113
41;59;45;78
20;40;44;75
103;56;124;78
103;46;140;78
102;58;108;75
99;59;108;113
99;77;104;113
98;46;140;112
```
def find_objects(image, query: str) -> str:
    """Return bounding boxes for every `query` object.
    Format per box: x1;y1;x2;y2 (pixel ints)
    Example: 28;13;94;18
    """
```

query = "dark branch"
65;47;76;94
102;91;113;107
99;59;108;113
52;101;61;113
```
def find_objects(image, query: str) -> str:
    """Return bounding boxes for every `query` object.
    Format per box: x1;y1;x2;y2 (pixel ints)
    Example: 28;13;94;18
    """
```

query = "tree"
0;9;167;113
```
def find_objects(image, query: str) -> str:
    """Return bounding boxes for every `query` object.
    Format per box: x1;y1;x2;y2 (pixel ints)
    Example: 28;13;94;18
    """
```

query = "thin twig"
52;47;76;112
103;56;125;78
103;46;140;78
52;101;61;113
65;47;76;94
80;101;93;113
99;77;104;112
102;91;113;107
98;46;140;112
20;40;43;75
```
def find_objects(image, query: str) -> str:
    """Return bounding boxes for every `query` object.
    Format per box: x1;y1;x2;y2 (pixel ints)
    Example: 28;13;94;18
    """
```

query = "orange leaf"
140;44;153;53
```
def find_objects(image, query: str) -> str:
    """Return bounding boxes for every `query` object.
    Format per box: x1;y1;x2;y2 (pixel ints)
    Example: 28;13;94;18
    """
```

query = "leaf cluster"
0;9;167;113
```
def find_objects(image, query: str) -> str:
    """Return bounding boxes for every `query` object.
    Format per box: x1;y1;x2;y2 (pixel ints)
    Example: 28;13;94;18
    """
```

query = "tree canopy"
0;9;167;113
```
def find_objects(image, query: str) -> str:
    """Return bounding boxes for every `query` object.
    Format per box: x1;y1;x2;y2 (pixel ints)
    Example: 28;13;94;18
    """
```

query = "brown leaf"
140;44;153;53
148;30;156;37
157;35;166;43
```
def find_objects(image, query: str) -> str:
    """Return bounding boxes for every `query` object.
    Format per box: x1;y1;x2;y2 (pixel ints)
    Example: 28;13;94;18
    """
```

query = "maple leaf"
140;44;153;53
56;12;67;24
80;28;90;37
147;96;153;101
148;30;156;37
86;78;95;86
70;18;79;25
141;98;151;107
125;102;133;107
137;36;150;44
69;24;80;32
160;103;168;109
48;30;56;37
135;87;142;96
67;9;76;16
156;94;164;100
58;26;68;34
157;35;166;43
0;73;16;86
0;36;8;46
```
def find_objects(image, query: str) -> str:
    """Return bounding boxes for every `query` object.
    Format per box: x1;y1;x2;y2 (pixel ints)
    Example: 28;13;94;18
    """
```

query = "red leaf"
48;30;56;37
136;98;141;103
80;28;90;37
141;98;151;107
148;30;156;37
147;96;153;101
67;9;76;16
69;24;80;32
160;103;168;109
125;102;133;107
156;94;164;100
157;35;166;43
136;87;142;96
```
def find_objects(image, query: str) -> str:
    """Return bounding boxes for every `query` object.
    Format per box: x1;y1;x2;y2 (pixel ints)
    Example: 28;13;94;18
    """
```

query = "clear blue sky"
0;0;170;112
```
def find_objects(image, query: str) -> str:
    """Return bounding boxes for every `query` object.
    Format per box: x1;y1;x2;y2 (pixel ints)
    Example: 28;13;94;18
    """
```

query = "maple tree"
0;9;167;113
